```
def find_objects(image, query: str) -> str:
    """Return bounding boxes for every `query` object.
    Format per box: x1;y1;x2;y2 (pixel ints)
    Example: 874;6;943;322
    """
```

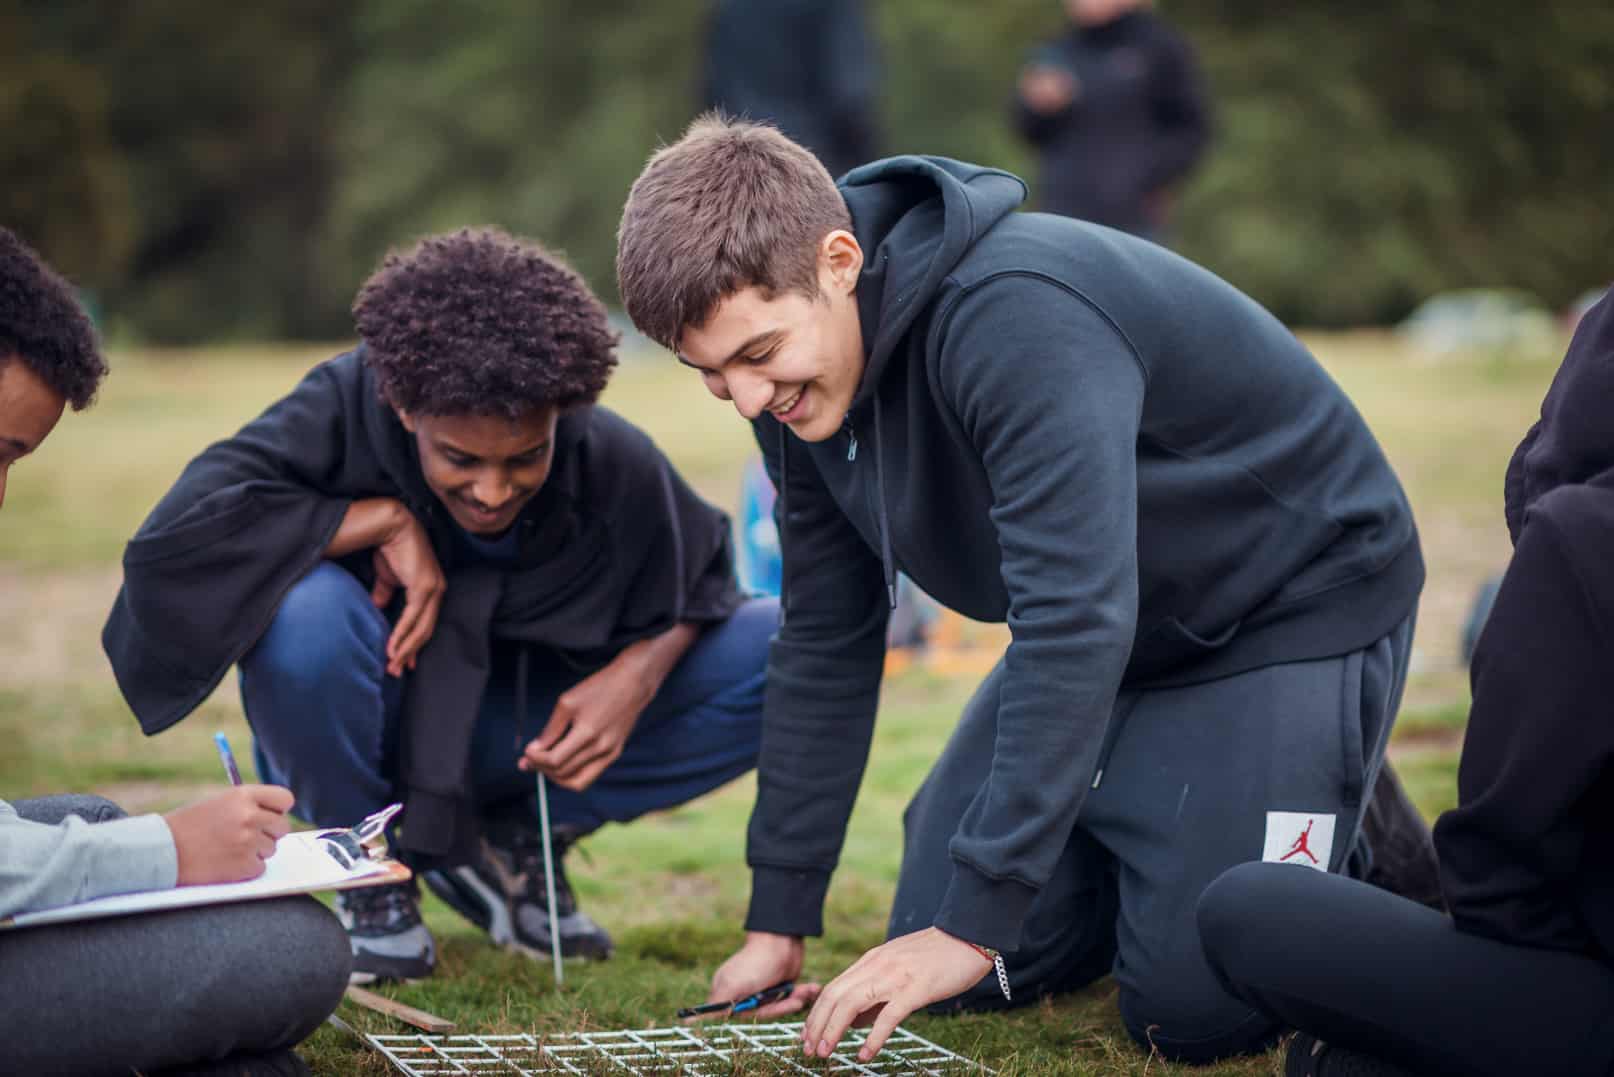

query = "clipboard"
1;803;412;931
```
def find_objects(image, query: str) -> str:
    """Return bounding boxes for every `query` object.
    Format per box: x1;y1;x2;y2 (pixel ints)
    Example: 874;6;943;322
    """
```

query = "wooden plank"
344;985;456;1033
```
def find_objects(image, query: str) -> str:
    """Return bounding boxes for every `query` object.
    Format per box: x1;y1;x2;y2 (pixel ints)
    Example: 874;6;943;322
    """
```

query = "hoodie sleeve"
1434;491;1614;952
0;800;177;920
742;419;890;938
929;277;1146;952
102;360;360;736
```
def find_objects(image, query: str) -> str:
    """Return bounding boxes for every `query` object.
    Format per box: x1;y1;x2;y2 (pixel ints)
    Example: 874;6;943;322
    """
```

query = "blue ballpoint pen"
213;731;243;786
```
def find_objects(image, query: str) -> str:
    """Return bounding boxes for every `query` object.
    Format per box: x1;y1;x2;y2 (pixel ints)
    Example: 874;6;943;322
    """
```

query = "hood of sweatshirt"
770;156;1025;613
840;155;1027;408
1504;291;1614;545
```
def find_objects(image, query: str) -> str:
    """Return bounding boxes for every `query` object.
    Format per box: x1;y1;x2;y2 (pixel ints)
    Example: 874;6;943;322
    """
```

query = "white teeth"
772;389;803;416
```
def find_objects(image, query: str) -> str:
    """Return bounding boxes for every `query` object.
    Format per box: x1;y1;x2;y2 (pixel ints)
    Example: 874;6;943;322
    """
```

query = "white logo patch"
1262;811;1335;871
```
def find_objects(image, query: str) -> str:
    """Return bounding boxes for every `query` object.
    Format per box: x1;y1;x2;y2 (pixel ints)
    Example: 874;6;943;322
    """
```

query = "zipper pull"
846;427;859;462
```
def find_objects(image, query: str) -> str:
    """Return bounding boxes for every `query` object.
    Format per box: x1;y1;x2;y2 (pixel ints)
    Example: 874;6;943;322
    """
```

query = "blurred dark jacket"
1435;291;1614;963
1014;9;1209;236
702;0;879;178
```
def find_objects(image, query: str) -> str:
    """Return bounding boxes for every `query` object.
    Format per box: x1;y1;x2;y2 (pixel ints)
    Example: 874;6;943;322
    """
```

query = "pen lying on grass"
677;982;795;1020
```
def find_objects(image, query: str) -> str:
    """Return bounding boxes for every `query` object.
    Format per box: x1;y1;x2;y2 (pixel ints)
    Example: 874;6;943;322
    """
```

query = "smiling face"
677;230;867;443
398;407;559;535
0;354;68;512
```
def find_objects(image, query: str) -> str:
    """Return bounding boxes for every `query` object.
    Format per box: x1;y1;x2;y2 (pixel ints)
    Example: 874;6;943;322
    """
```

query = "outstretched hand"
801;927;992;1063
693;932;820;1024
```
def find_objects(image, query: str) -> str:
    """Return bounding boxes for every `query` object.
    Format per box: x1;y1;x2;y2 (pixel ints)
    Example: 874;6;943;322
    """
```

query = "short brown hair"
617;114;851;351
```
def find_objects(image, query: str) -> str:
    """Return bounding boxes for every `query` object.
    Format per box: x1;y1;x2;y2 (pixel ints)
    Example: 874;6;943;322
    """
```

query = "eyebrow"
677;329;781;372
435;438;551;461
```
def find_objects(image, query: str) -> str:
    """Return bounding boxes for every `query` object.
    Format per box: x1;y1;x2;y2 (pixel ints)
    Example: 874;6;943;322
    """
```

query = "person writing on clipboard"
0;227;352;1077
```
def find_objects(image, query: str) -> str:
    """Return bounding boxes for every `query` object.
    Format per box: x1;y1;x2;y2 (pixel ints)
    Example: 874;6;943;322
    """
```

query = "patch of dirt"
0;566;125;688
91;779;218;814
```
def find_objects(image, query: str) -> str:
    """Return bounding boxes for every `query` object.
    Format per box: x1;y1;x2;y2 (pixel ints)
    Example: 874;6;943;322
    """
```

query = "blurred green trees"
3;0;1610;340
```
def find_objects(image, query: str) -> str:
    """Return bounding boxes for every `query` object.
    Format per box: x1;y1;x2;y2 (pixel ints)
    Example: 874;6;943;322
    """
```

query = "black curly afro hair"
353;228;619;420
0;228;107;411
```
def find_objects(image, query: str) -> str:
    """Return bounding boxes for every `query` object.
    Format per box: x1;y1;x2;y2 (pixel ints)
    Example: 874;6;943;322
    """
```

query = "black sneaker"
422;821;613;961
1286;1034;1423;1077
335;879;436;983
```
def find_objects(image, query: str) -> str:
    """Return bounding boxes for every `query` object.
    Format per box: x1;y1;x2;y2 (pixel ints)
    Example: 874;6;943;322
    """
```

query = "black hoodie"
1013;9;1209;234
102;349;743;862
1435;291;1614;962
743;157;1423;951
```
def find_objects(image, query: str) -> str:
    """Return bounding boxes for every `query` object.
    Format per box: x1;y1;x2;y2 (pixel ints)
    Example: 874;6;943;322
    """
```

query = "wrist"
941;929;1011;1002
744;930;804;958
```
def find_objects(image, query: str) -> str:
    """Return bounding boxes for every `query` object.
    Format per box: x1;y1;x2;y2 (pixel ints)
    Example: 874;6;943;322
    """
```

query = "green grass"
0;334;1562;1074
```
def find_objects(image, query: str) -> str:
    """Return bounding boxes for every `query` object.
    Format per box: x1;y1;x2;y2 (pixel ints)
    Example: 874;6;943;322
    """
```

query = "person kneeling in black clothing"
1197;288;1614;1077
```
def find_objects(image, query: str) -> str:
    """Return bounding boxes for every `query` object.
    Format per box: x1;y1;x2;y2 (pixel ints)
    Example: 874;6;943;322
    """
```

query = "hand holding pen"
159;733;295;886
687;933;822;1022
678;982;797;1021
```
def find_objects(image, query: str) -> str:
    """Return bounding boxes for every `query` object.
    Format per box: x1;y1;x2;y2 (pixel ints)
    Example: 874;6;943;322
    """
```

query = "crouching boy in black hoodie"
1198;292;1614;1077
104;229;776;983
616;117;1425;1064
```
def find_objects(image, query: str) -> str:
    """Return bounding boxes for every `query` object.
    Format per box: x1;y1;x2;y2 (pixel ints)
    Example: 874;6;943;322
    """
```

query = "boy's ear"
820;229;864;294
395;408;417;433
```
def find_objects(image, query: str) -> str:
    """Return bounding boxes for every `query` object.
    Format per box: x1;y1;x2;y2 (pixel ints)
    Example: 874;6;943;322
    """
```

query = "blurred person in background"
1014;0;1210;239
0;226;351;1077
702;0;880;179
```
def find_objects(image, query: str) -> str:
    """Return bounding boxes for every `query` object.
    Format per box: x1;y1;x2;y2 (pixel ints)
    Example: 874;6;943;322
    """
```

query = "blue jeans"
239;561;774;833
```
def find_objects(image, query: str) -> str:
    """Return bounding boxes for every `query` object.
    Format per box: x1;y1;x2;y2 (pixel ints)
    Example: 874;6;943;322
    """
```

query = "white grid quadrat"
368;1021;993;1075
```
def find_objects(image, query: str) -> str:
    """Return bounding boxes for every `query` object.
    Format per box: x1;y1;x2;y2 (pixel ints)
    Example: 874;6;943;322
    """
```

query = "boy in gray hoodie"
616;117;1425;1064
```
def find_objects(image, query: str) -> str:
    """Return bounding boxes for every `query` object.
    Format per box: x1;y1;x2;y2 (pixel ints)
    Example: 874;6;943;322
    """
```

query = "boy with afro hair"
105;228;774;983
615;117;1427;1064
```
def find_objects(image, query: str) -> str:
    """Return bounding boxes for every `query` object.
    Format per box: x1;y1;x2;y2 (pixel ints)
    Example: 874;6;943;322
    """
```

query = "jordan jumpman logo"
1279;818;1319;864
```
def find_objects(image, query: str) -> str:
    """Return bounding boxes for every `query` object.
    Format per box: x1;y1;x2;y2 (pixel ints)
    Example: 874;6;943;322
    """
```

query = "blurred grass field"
0;334;1559;1074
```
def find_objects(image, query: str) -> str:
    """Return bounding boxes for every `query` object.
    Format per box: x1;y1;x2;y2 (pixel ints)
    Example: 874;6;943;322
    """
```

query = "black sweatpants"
1198;862;1614;1077
889;615;1415;1064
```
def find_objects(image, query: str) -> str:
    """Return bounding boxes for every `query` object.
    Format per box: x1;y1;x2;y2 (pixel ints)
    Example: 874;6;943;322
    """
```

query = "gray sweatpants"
890;615;1414;1064
0;795;353;1077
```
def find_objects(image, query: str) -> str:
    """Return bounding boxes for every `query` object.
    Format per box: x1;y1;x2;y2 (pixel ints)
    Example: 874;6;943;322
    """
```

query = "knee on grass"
1117;983;1281;1065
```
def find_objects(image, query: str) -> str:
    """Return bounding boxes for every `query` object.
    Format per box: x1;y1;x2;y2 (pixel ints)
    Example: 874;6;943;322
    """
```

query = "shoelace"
345;883;421;933
506;835;577;915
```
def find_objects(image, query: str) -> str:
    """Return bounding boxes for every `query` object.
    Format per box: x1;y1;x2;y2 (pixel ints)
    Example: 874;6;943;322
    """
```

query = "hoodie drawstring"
777;425;791;626
775;400;898;623
871;395;898;611
513;644;529;753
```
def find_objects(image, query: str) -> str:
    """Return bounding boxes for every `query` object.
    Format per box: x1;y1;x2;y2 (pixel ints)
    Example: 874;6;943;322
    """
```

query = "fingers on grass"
858;1000;914;1062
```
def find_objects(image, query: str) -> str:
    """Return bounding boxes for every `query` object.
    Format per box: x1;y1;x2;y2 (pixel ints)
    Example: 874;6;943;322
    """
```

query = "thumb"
533;698;574;751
